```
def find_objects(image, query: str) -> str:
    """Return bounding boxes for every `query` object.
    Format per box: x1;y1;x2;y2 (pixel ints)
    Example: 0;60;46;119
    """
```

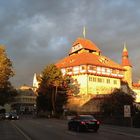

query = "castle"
55;38;140;103
33;37;140;112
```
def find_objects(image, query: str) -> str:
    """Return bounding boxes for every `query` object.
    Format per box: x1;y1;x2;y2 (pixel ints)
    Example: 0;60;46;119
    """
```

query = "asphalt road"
0;118;140;140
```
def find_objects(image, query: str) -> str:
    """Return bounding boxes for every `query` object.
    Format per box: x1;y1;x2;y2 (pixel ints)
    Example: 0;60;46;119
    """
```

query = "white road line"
30;119;66;127
11;122;32;140
65;130;77;136
29;120;53;128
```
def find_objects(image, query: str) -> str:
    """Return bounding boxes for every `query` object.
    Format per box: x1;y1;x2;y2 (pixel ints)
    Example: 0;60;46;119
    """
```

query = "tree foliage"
133;110;140;128
0;46;14;87
0;82;17;105
36;64;70;116
101;88;135;117
0;45;15;105
67;78;80;96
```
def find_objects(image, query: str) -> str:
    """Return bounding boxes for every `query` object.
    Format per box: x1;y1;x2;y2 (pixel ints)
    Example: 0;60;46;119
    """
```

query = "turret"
122;43;132;88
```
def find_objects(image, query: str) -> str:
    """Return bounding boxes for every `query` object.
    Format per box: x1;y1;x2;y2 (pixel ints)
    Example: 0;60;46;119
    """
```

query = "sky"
0;0;140;87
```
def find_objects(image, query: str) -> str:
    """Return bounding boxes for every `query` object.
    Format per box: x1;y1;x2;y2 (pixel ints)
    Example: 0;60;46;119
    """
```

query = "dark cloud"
0;0;140;87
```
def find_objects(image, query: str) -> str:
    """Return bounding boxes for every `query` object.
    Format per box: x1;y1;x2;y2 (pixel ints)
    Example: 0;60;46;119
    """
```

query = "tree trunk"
52;88;55;115
52;86;58;116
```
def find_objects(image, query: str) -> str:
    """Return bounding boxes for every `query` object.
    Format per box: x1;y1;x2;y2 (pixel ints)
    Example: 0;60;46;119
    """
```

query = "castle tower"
122;43;132;88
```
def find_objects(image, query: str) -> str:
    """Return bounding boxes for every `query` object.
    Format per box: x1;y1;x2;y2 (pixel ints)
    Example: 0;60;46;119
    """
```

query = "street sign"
124;105;131;117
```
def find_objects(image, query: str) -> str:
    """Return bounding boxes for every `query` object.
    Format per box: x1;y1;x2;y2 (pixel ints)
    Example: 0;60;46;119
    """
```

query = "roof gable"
69;38;101;55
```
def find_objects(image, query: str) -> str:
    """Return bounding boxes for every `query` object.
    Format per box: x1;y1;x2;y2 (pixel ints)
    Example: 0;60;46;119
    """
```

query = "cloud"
0;0;140;87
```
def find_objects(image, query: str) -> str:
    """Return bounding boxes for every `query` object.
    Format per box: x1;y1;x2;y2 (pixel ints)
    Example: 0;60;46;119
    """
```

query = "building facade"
56;38;140;104
33;37;140;112
11;85;37;114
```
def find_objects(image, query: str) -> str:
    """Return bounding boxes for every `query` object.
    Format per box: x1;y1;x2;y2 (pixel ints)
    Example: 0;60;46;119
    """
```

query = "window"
89;66;93;70
99;57;109;63
89;77;92;81
116;70;120;74
80;65;86;71
89;77;96;82
114;80;117;84
102;67;105;72
112;69;116;74
98;78;102;82
106;79;110;84
81;66;85;70
93;77;96;82
73;66;79;73
93;66;96;71
89;65;96;71
107;68;112;73
67;68;72;72
97;67;101;72
119;70;123;74
89;77;91;81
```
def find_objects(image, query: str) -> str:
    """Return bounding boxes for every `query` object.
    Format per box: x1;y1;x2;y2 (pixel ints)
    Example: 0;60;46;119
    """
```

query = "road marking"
11;122;32;140
29;120;53;128
65;130;77;136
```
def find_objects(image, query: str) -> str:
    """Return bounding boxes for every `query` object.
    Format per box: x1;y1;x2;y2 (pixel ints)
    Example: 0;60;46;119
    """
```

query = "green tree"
0;45;15;105
101;88;135;117
0;82;17;105
37;64;69;116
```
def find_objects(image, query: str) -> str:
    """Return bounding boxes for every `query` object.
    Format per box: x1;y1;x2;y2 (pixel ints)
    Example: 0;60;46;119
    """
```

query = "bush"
37;111;51;118
133;111;140;128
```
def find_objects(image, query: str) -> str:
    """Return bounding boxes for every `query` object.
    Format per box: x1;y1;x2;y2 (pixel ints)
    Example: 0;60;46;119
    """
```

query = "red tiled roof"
122;48;132;67
132;83;140;87
56;52;124;70
69;38;101;54
122;58;132;67
122;51;128;57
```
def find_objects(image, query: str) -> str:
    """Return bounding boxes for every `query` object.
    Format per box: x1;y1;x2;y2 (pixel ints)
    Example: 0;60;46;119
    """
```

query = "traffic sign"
124;105;131;117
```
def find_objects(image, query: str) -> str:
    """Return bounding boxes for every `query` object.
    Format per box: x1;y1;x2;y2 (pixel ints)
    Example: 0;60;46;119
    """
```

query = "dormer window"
69;38;101;55
71;44;83;54
99;57;108;63
70;59;75;63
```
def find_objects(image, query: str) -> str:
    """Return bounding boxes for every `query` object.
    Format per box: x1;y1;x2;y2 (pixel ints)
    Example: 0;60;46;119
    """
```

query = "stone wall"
66;94;102;113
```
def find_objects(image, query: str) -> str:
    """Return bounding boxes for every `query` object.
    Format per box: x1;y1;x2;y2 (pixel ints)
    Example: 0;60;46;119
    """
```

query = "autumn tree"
36;64;70;116
0;45;15;105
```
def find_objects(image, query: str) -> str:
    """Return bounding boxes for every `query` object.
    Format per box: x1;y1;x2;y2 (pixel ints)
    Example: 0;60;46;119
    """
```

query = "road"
0;117;140;140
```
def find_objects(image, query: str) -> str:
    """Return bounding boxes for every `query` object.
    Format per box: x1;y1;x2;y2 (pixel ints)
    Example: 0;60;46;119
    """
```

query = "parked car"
0;113;5;120
9;113;19;120
4;112;11;119
68;115;100;132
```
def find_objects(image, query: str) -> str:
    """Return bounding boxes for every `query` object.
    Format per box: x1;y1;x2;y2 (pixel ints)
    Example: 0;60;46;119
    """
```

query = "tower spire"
122;42;131;66
122;43;132;88
123;42;127;52
83;26;86;38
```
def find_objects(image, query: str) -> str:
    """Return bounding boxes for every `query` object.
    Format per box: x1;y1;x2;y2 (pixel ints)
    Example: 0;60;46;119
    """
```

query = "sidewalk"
101;124;140;137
